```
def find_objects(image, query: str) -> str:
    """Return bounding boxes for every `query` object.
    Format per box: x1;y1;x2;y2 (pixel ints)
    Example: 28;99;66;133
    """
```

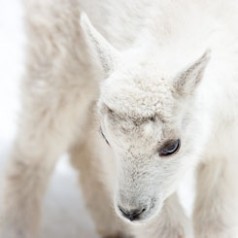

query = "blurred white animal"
1;0;238;238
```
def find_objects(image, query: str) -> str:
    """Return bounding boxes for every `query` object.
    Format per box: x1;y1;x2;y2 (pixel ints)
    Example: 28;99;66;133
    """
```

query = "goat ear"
173;50;211;97
80;13;119;76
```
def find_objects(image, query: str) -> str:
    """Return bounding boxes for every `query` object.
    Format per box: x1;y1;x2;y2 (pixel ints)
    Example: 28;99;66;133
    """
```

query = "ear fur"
174;50;211;96
80;13;119;76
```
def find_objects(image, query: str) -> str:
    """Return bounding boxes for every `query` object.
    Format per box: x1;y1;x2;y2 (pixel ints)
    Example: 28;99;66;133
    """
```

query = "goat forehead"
112;116;175;142
106;112;175;149
101;80;174;118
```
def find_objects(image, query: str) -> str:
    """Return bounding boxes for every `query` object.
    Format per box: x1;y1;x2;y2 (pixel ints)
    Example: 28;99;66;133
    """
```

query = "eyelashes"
100;127;110;146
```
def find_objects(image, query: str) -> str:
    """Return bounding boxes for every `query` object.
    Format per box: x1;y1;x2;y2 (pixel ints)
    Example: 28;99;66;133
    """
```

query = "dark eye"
159;139;180;157
100;127;110;146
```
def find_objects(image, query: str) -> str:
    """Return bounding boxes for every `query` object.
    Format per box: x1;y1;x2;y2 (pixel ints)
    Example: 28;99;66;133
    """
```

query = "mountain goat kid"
1;0;238;238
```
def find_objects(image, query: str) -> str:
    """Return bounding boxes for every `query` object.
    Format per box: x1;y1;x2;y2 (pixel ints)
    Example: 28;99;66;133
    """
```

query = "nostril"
141;207;146;213
118;206;146;221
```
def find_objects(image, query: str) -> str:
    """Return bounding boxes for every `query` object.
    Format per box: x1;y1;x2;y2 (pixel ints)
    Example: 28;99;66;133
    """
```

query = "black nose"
118;206;146;221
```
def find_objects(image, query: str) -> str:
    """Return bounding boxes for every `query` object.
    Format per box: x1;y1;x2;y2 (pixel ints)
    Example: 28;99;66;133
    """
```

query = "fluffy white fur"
1;0;238;238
